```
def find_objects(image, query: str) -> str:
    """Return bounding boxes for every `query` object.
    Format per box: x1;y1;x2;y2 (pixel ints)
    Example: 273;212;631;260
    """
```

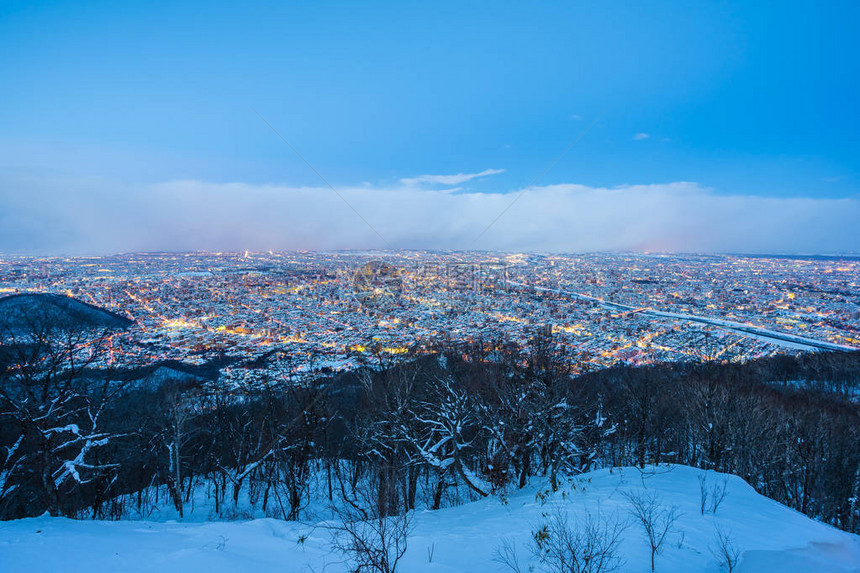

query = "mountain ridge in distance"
0;293;134;331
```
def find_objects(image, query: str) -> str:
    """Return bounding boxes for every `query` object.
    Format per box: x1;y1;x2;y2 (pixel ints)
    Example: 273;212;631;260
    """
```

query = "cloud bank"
0;174;857;255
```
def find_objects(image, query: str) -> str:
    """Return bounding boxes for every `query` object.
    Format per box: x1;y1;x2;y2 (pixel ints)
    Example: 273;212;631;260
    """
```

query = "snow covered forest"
2;305;859;545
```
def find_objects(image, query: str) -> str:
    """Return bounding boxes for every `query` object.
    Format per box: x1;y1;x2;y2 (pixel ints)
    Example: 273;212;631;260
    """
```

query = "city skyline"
2;250;857;376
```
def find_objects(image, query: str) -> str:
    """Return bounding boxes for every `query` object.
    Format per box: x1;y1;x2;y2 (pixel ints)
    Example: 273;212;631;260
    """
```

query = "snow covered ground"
2;465;858;573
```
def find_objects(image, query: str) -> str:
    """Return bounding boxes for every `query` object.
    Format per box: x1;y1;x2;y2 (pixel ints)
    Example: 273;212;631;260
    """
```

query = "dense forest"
1;310;859;538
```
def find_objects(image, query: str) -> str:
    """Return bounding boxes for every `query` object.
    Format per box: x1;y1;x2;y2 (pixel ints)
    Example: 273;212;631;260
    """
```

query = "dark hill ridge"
0;293;134;331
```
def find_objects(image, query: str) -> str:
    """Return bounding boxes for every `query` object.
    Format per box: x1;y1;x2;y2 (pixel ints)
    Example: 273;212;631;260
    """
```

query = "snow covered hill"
2;465;858;573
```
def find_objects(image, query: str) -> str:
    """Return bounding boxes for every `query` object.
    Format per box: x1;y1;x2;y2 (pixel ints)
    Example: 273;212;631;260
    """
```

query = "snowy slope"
1;465;858;573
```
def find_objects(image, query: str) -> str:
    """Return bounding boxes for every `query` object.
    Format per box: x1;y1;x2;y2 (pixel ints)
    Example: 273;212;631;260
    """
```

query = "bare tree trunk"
42;450;59;517
432;473;446;510
850;463;860;533
407;466;418;510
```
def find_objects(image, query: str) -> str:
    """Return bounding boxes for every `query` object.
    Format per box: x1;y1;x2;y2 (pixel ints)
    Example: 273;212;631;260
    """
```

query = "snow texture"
1;465;858;572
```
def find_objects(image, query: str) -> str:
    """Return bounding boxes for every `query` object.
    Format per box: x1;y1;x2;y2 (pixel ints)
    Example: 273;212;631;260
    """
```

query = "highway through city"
506;281;858;352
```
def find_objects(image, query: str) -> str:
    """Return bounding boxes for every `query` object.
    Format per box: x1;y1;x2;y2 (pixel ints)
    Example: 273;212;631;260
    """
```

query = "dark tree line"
2;313;859;535
576;354;860;532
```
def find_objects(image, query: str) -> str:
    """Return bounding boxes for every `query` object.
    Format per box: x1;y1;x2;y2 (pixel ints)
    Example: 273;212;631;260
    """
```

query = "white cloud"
633;133;650;140
1;175;857;255
400;168;505;187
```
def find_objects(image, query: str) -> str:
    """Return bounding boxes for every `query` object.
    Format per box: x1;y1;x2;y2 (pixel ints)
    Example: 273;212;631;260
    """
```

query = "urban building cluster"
1;251;857;380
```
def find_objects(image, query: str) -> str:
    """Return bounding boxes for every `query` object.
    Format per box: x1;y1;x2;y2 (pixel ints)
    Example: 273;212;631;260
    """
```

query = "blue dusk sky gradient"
0;0;858;254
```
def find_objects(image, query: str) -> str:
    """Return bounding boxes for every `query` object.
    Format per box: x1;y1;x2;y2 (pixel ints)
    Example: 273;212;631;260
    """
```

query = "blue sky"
1;1;858;253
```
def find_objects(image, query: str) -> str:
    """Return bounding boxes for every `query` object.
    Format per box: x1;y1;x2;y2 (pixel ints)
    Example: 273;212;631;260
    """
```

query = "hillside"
1;465;858;573
0;293;133;331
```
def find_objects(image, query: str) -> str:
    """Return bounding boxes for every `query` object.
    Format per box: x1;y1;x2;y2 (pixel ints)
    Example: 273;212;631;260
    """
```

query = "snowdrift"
1;465;858;573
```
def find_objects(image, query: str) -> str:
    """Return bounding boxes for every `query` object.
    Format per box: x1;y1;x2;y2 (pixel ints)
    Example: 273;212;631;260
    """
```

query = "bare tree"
710;526;741;572
207;391;277;511
523;328;587;491
709;477;729;514
530;507;627;573
278;381;330;520
329;478;414;573
407;376;491;500
353;363;419;517
493;537;524;573
850;462;860;533
157;383;201;518
623;490;681;571
0;306;129;517
698;473;730;515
